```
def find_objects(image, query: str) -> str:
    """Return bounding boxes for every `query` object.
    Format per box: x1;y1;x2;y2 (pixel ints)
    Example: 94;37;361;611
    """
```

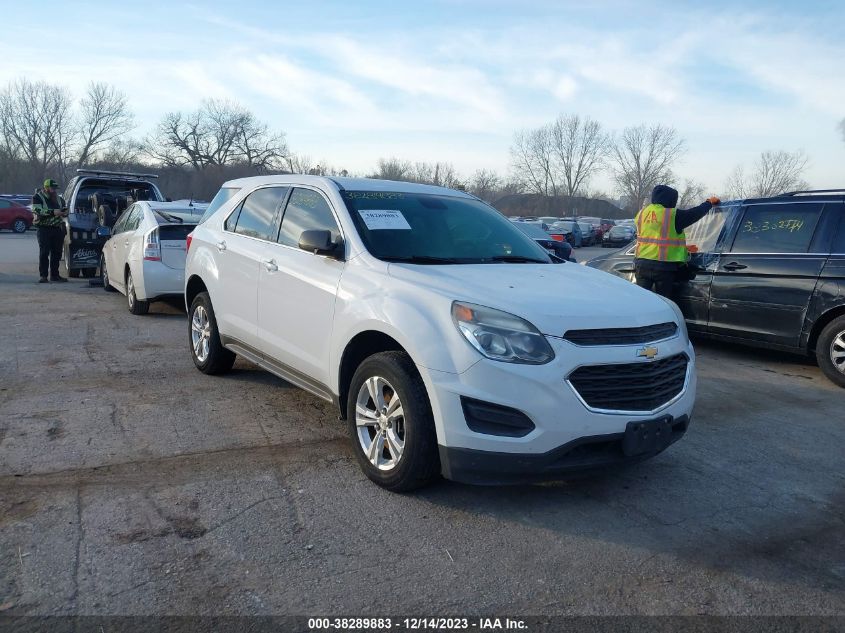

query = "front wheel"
189;292;235;374
12;219;27;233
816;316;845;388
346;351;440;492
126;270;149;315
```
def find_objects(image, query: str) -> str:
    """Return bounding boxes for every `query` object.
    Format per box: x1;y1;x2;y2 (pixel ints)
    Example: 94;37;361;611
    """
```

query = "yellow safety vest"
635;203;688;263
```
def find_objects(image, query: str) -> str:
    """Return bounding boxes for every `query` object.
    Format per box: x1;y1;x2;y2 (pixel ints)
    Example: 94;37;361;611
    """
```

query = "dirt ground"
1;232;843;616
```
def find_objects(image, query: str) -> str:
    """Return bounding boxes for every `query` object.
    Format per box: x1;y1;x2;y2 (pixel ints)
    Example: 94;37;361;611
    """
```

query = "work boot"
39;277;48;283
50;276;68;283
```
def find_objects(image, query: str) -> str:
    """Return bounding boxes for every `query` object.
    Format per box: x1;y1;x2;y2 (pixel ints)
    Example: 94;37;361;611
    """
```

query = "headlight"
451;301;554;364
659;296;689;342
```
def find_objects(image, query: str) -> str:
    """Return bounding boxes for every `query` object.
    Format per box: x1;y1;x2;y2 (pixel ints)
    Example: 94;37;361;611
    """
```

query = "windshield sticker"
358;209;412;230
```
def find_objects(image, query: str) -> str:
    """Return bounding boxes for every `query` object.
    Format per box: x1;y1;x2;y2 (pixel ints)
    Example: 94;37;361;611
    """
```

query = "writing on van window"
343;191;405;200
742;218;805;234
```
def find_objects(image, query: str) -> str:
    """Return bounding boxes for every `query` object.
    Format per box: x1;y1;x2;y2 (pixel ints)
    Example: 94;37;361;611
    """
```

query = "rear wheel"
816;316;845;388
346;351;440;492
100;254;116;292
126;270;149;315
81;268;95;278
12;219;27;233
189;292;235;374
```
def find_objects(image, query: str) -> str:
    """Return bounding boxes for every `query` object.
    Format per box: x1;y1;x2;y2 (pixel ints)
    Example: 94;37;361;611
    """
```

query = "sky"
2;0;844;195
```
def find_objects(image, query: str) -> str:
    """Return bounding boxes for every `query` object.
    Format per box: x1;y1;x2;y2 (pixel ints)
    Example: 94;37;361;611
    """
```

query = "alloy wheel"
355;376;405;471
831;331;845;376
191;305;211;363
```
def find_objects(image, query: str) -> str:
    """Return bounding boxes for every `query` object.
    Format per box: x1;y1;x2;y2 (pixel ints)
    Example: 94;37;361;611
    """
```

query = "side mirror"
96;226;111;238
298;230;343;258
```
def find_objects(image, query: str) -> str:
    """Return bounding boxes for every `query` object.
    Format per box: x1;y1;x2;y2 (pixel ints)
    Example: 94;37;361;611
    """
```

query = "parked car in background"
588;189;845;387
602;224;636;248
0;198;33;233
512;221;575;261
577;221;598;246
185;175;696;490
100;201;199;315
550;220;583;247
600;218;616;233
537;216;560;226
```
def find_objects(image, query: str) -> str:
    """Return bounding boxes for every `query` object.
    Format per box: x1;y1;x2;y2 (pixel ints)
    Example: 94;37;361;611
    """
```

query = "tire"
100;254;116;292
188;291;235;375
816;315;845;388
81;268;95;278
346;351;440;492
126;270;149;315
68;268;80;278
12;219;28;233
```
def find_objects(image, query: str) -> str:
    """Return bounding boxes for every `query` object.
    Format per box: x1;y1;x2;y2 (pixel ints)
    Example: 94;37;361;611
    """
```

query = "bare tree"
146;99;288;170
550;114;610;197
724;166;748;200
510;126;557;197
0;79;74;181
676;178;707;208
468;169;502;202
76;82;135;168
372;157;413;181
725;150;809;199
610;124;685;211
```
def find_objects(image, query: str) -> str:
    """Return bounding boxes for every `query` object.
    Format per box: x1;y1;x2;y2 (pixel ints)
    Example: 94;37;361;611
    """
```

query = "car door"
0;199;11;228
707;201;828;347
672;204;736;333
216;186;288;347
257;186;345;388
108;206;139;291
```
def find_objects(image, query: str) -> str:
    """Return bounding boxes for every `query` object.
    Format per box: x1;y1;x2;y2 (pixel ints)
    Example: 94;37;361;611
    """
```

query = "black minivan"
588;189;845;387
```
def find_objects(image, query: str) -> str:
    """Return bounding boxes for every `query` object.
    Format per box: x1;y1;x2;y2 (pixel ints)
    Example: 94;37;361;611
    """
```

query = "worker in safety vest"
32;178;68;283
634;184;720;297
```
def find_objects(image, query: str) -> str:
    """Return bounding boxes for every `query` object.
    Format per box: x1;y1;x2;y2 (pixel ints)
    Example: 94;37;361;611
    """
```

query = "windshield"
552;221;574;231
513;222;551;240
342;191;551;264
610;226;634;236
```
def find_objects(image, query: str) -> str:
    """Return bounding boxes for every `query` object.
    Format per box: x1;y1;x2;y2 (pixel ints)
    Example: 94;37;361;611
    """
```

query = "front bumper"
421;335;696;481
439;414;689;484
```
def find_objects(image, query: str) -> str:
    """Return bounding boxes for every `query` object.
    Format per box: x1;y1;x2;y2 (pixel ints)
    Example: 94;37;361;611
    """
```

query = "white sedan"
100;201;204;315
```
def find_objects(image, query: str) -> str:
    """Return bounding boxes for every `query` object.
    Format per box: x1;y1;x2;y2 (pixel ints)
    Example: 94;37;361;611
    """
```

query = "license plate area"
622;416;673;456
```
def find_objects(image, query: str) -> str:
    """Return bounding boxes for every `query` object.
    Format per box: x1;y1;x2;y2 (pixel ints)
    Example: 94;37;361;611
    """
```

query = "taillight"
186;232;193;253
143;228;161;261
550;234;564;242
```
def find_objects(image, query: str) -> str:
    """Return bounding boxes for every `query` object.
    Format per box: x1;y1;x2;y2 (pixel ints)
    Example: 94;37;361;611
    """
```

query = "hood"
387;263;677;337
651;185;678;208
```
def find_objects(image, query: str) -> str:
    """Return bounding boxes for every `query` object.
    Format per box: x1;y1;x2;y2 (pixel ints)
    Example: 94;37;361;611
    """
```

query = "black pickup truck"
588;189;845;387
61;169;165;278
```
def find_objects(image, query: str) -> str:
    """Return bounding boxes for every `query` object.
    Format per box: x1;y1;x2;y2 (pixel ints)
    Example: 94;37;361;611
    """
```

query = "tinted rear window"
198;187;241;225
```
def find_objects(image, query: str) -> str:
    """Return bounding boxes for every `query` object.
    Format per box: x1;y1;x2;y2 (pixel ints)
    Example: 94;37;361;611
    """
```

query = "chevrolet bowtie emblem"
637;346;659;360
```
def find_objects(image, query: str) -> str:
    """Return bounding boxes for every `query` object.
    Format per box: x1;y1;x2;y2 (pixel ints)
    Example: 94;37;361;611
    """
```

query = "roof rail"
76;169;159;179
781;188;845;196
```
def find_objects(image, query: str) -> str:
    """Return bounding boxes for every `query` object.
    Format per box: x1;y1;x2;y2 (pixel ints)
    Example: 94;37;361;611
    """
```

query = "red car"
0;198;33;233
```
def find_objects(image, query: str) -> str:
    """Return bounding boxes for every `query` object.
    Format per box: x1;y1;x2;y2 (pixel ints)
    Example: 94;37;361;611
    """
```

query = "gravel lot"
1;232;843;616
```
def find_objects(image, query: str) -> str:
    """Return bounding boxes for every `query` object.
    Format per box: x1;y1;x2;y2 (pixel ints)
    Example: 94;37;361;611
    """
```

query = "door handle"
216;240;227;252
722;262;747;271
262;259;278;272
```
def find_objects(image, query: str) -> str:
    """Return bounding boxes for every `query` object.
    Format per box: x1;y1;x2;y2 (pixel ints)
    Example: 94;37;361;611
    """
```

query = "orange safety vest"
635;203;688;263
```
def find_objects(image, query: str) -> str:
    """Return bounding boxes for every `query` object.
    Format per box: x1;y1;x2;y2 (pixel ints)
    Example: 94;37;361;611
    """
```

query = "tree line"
0;77;827;211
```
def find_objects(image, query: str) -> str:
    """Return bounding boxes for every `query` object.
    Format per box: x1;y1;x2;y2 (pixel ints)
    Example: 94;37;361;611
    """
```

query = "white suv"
185;176;696;491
